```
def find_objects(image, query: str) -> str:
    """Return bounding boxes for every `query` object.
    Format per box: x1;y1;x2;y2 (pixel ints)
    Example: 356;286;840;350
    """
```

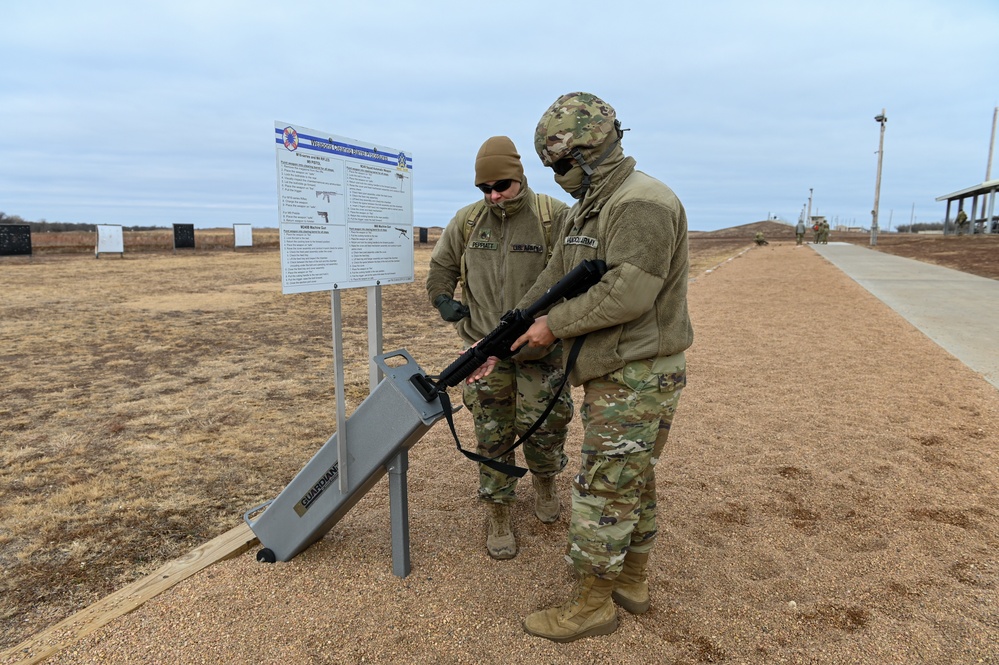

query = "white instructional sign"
96;225;124;255
233;223;253;248
274;122;414;294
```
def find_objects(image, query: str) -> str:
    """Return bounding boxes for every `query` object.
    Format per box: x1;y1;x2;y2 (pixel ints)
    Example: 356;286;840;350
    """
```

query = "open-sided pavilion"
936;179;999;234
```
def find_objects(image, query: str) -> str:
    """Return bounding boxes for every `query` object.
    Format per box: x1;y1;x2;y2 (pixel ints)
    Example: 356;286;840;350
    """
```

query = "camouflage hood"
536;92;625;201
535;92;619;167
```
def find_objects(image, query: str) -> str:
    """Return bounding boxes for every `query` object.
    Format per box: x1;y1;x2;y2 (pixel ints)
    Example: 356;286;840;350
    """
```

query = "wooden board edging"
1;523;259;665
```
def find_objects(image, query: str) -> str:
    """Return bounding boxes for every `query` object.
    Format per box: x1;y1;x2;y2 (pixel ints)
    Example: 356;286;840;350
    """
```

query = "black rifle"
412;258;607;476
412;258;607;400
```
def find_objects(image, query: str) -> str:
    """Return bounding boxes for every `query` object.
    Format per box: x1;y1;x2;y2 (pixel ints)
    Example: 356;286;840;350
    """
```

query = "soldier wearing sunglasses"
427;136;572;561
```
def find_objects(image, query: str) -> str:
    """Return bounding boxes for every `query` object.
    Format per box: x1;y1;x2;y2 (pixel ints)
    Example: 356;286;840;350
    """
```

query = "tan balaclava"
474;136;524;186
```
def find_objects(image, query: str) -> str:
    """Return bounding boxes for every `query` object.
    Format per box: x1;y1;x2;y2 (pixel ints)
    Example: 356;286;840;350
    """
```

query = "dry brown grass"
5;229;999;664
0;250;364;644
0;234;752;649
8;239;996;665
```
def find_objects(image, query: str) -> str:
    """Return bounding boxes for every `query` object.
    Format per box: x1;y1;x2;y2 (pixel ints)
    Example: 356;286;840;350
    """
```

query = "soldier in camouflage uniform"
471;94;693;642
426;136;572;561
955;209;969;235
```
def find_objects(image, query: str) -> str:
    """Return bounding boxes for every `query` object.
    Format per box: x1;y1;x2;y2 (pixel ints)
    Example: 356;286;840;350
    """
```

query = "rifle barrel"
524;259;607;317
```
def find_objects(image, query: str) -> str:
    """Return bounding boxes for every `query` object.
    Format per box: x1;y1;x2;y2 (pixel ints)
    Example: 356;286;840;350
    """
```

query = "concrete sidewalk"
811;242;998;390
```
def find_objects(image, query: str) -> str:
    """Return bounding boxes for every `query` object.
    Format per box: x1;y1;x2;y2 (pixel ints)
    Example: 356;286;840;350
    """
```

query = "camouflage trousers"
462;345;572;504
567;353;686;579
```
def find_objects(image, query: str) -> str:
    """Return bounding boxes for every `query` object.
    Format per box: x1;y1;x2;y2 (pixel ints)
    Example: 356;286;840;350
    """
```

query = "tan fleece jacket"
517;156;694;385
426;181;569;358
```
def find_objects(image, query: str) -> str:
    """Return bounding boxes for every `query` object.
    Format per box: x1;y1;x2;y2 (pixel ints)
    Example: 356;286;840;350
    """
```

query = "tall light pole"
807;188;813;239
987;107;997;235
986;106;997;181
871;109;887;246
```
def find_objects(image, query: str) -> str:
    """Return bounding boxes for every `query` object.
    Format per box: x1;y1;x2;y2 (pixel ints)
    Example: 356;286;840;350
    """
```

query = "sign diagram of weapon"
396;228;410;239
317;212;329;223
316;190;340;202
395;173;408;192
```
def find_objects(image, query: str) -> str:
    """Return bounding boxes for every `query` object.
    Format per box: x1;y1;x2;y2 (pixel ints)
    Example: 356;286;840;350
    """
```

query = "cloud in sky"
2;0;997;231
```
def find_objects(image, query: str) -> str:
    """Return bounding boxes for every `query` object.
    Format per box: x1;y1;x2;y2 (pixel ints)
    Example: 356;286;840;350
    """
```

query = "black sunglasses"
477;179;514;194
551;158;576;176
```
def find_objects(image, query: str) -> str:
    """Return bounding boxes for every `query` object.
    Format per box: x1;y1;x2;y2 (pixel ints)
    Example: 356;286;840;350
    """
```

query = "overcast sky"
2;1;997;232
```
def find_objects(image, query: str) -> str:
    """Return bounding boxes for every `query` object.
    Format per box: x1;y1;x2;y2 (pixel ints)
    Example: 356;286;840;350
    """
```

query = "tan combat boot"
532;474;560;523
523;575;618;642
486;503;516;560
612;551;651;614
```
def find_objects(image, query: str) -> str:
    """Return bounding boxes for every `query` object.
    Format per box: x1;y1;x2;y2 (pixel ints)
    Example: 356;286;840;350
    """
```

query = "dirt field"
0;233;746;651
1;226;996;663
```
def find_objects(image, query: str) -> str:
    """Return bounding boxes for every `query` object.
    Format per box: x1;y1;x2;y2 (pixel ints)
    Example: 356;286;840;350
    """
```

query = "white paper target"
233;224;253;247
96;225;124;254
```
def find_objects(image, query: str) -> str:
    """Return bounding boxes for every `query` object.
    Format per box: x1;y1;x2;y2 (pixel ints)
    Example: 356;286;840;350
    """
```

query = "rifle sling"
438;334;586;478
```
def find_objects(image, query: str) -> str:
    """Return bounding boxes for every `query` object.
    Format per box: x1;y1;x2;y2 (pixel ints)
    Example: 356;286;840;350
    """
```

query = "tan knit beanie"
474;136;524;186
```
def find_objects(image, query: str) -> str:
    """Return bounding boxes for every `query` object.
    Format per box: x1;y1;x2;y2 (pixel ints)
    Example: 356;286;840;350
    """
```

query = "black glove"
434;294;470;322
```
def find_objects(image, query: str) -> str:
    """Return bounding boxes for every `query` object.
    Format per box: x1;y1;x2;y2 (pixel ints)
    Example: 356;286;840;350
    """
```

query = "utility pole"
871;109;887;246
807;188;813;228
987;106;997;181
987;107;998;235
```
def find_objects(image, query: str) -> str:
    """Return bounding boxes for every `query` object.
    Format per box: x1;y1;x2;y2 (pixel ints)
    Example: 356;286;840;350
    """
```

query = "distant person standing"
955;209;969;235
812;221;820;244
795;218;806;245
819;219;830;244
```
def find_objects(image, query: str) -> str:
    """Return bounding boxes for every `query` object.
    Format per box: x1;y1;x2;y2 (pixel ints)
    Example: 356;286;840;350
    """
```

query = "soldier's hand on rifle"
467;316;555;383
515;315;556;349
466;354;499;382
434;294;470;322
